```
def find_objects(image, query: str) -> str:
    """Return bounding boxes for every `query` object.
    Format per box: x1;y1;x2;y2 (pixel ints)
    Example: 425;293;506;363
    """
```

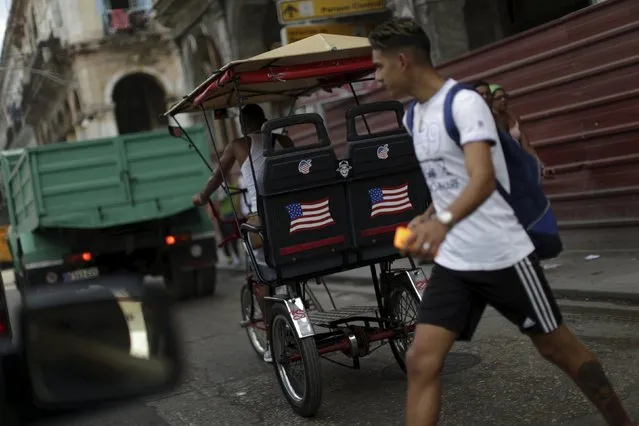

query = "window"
108;0;130;10
504;0;591;35
107;0;152;11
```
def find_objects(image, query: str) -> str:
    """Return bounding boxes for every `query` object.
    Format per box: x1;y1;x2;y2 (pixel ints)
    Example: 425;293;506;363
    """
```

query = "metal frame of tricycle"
163;34;428;417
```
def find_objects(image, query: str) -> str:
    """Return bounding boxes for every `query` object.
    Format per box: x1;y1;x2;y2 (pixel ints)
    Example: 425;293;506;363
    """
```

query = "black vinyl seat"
345;101;430;263
256;113;352;281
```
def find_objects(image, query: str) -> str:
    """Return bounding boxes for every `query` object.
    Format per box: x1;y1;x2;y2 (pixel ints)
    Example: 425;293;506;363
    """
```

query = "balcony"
103;7;152;35
152;0;215;37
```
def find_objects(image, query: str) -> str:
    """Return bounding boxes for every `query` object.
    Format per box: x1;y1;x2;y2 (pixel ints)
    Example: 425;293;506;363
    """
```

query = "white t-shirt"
403;79;534;271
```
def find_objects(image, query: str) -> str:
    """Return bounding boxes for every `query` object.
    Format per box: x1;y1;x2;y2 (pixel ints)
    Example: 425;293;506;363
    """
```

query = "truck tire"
164;269;197;301
14;273;27;296
195;267;217;297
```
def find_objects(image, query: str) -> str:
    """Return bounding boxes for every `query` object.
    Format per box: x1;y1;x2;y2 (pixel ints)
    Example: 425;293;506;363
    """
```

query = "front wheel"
240;283;268;358
387;278;421;373
270;303;322;417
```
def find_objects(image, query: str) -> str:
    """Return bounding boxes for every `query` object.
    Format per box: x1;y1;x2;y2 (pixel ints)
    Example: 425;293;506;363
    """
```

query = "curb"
216;264;639;307
552;289;639;306
557;300;639;319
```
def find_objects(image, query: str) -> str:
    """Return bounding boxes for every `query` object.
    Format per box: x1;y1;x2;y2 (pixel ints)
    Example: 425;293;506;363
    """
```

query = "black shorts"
418;253;563;340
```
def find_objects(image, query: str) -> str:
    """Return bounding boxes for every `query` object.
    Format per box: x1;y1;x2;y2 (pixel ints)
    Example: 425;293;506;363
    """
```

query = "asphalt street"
3;269;639;426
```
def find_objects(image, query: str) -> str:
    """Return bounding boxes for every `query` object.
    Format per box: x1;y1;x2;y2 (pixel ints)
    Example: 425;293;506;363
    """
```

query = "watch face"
439;211;453;224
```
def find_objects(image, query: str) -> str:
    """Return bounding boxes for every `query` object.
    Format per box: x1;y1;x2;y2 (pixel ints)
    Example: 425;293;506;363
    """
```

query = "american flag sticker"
286;198;335;234
376;144;389;160
298;159;312;174
369;183;414;218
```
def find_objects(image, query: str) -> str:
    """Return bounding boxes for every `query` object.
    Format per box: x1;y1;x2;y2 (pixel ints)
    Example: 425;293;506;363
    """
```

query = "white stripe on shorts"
513;259;558;333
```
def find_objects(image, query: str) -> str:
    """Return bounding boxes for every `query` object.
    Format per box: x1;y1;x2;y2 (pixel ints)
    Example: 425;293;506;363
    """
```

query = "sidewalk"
217;250;639;302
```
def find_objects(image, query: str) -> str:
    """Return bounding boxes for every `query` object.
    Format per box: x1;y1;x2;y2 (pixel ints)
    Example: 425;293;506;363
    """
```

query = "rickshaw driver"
368;18;635;426
192;103;293;363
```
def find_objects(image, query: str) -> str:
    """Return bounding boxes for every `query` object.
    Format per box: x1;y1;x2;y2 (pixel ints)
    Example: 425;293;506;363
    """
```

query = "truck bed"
1;127;211;234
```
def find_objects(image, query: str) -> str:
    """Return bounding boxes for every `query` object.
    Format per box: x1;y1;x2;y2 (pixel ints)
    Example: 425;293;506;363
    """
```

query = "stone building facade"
149;0;602;149
0;0;186;149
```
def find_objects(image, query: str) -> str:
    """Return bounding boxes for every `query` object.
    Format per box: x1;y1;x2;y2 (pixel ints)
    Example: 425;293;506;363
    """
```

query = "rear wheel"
270;303;322;417
387;279;421;373
240;283;268;358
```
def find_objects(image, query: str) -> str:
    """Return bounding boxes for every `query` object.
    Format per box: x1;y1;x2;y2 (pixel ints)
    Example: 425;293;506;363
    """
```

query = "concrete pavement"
21;270;638;425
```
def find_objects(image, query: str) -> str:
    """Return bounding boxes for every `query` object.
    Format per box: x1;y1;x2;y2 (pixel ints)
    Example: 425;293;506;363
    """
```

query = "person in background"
213;179;242;268
473;81;492;106
490;83;552;177
193;104;293;363
491;84;537;156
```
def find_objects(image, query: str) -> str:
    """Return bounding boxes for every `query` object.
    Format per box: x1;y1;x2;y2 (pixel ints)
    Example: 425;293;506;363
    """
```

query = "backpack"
405;82;563;260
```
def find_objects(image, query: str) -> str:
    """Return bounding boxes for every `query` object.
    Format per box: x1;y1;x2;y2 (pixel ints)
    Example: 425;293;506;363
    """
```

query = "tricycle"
163;33;430;417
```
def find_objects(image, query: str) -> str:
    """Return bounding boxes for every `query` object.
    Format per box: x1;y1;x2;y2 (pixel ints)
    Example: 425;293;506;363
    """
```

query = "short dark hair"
241;104;266;122
473;80;490;89
368;18;432;64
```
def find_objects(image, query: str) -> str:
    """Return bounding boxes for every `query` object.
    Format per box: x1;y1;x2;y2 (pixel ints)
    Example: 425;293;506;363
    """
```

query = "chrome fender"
264;295;315;339
403;267;429;301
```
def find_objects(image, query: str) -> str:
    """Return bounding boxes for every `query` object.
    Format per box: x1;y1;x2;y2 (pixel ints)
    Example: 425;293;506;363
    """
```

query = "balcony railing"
104;7;151;35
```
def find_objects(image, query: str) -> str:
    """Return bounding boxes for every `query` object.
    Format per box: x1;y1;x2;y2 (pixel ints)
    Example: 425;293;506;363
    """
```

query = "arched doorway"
112;73;167;135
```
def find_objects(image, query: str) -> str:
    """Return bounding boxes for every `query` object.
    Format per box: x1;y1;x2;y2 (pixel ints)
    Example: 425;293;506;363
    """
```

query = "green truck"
0;126;218;300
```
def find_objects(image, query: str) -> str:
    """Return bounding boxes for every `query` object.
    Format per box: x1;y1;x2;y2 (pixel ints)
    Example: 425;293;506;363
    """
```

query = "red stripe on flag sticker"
360;222;409;237
368;183;414;218
279;235;346;256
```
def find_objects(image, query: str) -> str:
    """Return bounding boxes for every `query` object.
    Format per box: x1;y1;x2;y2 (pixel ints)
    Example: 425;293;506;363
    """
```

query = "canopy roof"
164;33;375;116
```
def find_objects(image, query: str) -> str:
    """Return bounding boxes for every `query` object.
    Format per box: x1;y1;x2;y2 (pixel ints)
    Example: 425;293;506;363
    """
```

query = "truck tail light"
0;313;8;336
65;251;94;264
165;234;190;246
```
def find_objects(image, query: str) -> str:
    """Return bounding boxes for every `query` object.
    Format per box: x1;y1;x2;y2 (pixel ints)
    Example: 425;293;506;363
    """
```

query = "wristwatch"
436;210;454;228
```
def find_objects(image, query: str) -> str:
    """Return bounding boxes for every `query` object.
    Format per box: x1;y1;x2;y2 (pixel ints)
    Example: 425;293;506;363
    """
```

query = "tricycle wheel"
195;267;217;297
387;280;420;373
270;303;322;417
240;283;268;358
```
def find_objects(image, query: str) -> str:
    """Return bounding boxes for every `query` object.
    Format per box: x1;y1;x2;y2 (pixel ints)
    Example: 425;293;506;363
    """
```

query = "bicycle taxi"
163;34;431;417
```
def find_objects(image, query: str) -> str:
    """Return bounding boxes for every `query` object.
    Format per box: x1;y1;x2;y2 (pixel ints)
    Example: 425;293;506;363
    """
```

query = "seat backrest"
259;113;336;195
257;114;352;278
345;103;430;263
346;101;405;141
346;101;417;178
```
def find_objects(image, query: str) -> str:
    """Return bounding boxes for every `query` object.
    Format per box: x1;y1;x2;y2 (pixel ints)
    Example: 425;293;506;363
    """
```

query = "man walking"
368;17;635;426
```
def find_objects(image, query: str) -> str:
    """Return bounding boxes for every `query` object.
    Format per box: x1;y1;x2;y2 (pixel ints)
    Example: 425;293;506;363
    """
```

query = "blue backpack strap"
442;82;473;145
442;82;510;198
405;99;417;135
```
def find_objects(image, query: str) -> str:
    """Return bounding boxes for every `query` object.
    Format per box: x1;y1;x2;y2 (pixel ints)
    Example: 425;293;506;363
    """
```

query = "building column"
389;0;470;65
414;0;470;64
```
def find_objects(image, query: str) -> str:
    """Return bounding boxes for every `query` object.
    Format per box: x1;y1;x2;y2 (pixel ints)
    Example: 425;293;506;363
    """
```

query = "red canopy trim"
193;56;374;106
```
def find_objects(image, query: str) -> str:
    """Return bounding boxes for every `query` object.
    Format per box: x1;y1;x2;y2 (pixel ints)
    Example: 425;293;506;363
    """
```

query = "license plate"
63;267;100;283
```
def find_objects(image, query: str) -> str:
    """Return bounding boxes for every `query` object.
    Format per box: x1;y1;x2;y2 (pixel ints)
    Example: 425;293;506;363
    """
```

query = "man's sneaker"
263;347;273;363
